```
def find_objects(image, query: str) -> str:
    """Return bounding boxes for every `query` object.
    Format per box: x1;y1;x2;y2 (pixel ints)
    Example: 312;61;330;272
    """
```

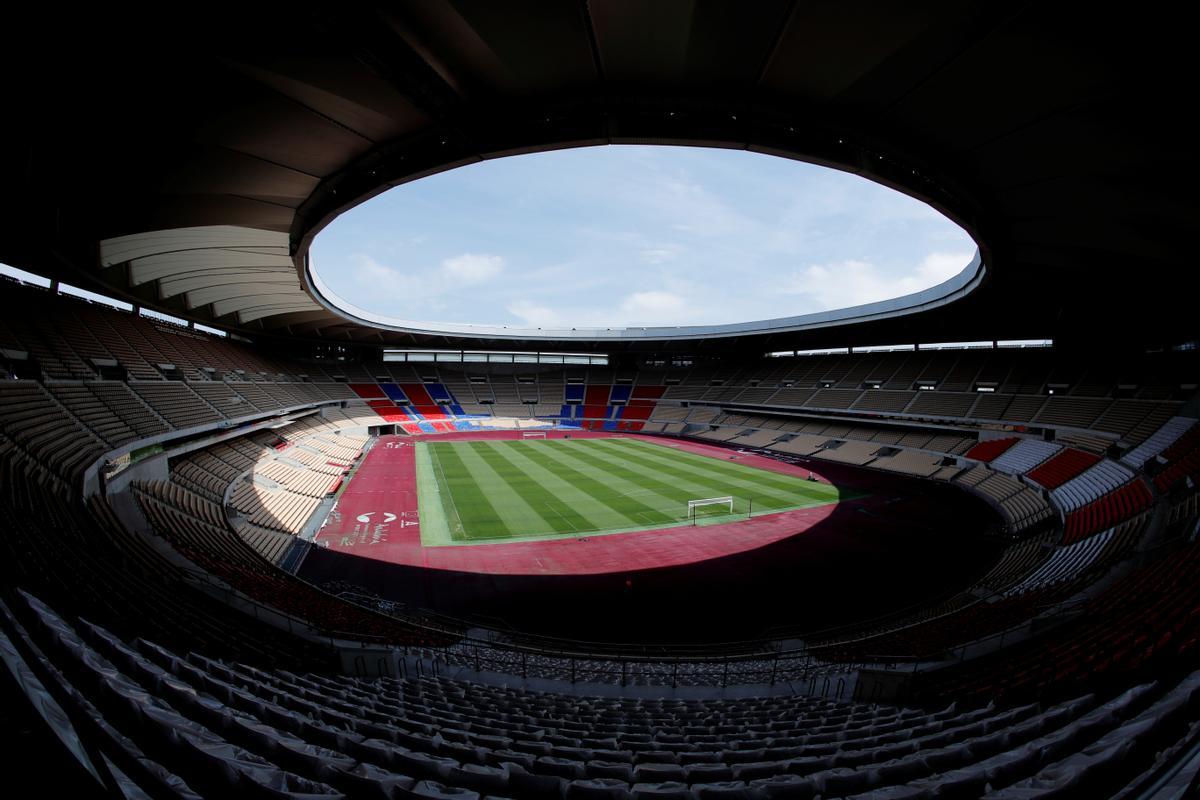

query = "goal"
687;495;734;520
521;432;548;439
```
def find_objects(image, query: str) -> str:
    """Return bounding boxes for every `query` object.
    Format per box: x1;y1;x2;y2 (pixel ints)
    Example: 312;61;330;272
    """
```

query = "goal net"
521;432;548;439
687;495;734;520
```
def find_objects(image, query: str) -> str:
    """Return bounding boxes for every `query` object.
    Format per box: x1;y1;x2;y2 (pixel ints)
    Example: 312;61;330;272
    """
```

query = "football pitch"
415;437;848;545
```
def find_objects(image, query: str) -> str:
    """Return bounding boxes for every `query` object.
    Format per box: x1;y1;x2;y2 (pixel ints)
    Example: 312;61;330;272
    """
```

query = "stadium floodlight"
521;431;548;439
687;495;734;521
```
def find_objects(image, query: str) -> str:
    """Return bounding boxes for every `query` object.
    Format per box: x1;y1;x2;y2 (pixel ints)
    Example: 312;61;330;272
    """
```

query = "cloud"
506;299;567;328
353;256;423;299
348;252;506;311
620;291;687;321
505;291;699;328
654;177;754;238
780;251;973;311
639;248;680;265
314;146;978;326
440;253;504;283
913;251;970;284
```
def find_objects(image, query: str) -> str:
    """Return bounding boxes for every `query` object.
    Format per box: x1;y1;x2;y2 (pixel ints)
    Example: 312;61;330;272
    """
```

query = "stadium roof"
2;3;1196;353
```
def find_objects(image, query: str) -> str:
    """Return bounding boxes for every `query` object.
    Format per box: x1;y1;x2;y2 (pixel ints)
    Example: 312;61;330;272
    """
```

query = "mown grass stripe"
590;438;829;508
550;439;748;519
419;437;849;543
429;443;524;540
528;440;692;516
429;442;476;537
451;442;576;539
467;441;612;534
478;441;655;532
613;437;838;501
620;438;840;499
614;438;840;506
502;440;680;527
416;442;454;544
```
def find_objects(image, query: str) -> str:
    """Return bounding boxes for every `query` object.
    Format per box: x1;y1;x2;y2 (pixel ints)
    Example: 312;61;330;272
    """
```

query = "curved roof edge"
303;249;986;344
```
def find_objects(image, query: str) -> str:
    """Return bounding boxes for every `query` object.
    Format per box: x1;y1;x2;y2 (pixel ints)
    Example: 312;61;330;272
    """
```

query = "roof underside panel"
2;4;1194;351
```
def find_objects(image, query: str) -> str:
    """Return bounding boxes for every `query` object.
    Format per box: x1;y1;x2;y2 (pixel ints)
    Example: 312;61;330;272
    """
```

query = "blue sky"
310;145;975;328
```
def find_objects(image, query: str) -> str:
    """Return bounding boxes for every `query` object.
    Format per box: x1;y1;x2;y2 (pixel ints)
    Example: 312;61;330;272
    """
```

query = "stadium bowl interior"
0;4;1198;798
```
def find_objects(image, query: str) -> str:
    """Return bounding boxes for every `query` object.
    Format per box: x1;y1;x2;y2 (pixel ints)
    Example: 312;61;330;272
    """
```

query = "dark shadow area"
299;462;1004;646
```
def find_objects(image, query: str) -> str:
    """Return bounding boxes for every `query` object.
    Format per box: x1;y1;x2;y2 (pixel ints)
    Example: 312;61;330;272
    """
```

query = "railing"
409;638;868;691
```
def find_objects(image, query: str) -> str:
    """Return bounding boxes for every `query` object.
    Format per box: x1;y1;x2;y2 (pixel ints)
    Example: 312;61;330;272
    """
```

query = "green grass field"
415;437;848;545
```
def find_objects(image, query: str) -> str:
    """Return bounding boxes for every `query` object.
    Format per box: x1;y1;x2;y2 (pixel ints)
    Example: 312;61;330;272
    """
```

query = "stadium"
1;4;1198;799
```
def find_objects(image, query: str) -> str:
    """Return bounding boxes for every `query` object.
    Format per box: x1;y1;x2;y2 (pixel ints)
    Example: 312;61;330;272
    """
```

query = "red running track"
313;431;846;576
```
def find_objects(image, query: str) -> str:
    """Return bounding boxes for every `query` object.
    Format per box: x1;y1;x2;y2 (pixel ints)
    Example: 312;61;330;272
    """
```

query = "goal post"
687;495;734;521
521;431;548;439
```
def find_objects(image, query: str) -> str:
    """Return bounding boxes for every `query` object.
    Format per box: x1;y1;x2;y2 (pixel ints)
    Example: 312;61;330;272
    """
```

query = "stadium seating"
1025;448;1103;490
4;588;1199;800
1050;460;1137;513
1062;481;1154;545
1121;416;1197;469
988;439;1062;475
1150;423;1200;493
964;438;1018;463
2;277;1199;798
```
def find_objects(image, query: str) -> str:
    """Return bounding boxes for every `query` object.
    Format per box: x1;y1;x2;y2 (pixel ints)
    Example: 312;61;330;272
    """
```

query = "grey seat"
436;739;485;765
678;751;722;766
781;756;834;776
391;750;460;782
912;766;989;800
534;755;587;779
502;762;567;800
721;749;767;765
629;781;693;800
406;780;480;800
747;774;816;800
586;761;636;782
691;781;757;800
330;762;415;800
594;749;636;764
867;754;928;786
843;785;930;799
276;740;357;782
633;763;686;783
812;767;871;797
565;777;634;800
486;749;536;770
239;767;345;799
919;743;971;773
686;763;736;783
635;750;680;765
444;763;510;795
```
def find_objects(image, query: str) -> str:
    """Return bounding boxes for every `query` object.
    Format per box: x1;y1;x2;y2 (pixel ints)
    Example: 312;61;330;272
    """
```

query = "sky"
309;145;976;329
